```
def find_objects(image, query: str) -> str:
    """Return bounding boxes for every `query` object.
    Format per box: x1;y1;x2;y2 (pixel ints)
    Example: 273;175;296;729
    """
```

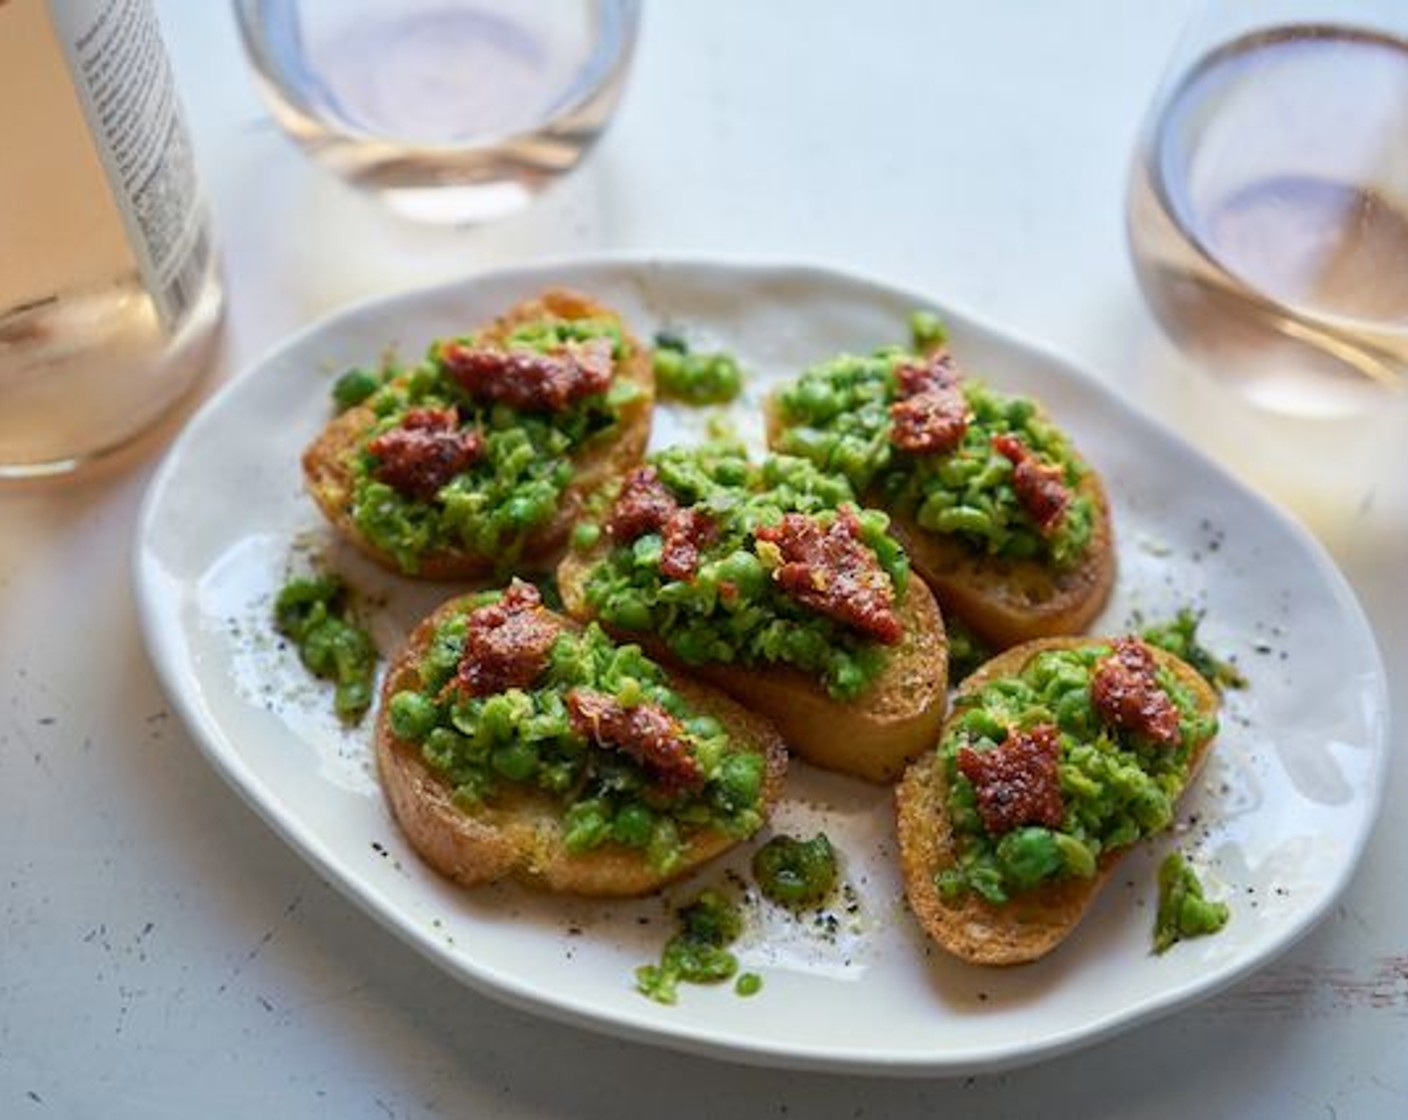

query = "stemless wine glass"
1127;0;1408;417
233;0;641;225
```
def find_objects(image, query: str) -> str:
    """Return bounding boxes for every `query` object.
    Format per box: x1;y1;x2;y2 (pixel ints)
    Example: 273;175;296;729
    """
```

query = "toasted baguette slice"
896;637;1219;965
558;547;949;783
763;399;1116;651
377;598;788;897
304;289;654;579
887;470;1115;650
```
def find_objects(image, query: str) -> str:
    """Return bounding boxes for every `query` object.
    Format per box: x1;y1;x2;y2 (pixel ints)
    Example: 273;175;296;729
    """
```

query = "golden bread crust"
894;637;1219;965
303;289;654;579
557;540;948;783
375;598;789;897
763;396;1115;650
887;470;1115;648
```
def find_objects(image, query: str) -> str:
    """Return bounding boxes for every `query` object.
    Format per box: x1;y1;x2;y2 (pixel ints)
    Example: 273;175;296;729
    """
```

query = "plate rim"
132;252;1392;1076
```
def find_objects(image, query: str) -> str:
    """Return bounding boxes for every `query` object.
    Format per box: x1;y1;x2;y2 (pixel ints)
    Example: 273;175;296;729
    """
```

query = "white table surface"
5;2;1407;1116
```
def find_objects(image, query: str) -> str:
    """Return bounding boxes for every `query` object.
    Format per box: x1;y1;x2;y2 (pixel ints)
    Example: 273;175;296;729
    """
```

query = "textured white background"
3;2;1406;1117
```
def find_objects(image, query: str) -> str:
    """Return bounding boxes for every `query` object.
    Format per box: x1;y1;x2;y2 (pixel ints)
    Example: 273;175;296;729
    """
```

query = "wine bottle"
0;0;225;477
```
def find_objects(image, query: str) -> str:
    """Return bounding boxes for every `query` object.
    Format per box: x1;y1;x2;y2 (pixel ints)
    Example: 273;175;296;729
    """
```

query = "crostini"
766;321;1114;649
557;441;948;783
304;289;654;578
377;580;788;897
895;635;1219;965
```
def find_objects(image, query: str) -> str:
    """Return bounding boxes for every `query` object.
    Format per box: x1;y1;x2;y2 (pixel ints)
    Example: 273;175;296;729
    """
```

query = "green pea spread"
752;833;839;908
578;442;910;700
652;331;744;404
1153;851;1230;953
1141;608;1248;694
937;645;1216;906
944;615;993;684
274;574;377;723
345;315;639;573
636;888;749;1004
386;593;767;875
772;314;1096;570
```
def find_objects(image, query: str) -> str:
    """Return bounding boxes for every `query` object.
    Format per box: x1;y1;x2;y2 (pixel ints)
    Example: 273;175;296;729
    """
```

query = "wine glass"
1127;0;1408;417
233;0;641;225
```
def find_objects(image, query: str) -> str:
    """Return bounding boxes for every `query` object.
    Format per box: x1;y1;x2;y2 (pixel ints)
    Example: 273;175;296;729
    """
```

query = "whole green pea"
751;833;838;907
389;691;439;742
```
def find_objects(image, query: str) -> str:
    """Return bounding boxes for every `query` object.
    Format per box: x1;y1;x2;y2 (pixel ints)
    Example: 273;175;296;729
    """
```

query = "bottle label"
48;0;212;329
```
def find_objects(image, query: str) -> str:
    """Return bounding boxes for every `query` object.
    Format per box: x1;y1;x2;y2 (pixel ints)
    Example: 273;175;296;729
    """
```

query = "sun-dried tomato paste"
956;723;1066;836
754;511;902;644
1091;637;1182;747
452;580;562;697
991;432;1072;534
567;687;704;795
440;336;614;412
889;353;970;455
367;407;482;500
607;467;712;581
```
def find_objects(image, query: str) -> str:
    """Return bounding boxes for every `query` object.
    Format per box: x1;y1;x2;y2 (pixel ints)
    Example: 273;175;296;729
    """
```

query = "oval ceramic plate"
134;259;1388;1075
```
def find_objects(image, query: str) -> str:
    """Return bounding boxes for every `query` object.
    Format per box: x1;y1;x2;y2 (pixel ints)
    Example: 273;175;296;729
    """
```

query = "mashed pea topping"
274;573;377;723
937;644;1216;905
772;315;1096;570
578;441;910;700
652;331;744;404
1153;851;1230;953
331;364;393;412
945;616;993;684
636;888;747;1004
1141;608;1248;694
386;592;767;875
345;313;639;574
752;833;839;908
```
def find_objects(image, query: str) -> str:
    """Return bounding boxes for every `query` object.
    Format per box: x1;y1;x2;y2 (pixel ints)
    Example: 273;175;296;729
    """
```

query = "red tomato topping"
367;407;482;500
606;467;712;581
607;466;679;542
895;352;962;397
754;510;902;644
659;508;715;583
890;353;970;455
439;335;614;412
1091;637;1183;747
956;723;1066;836
991;432;1072;535
566;687;704;795
452;580;562;697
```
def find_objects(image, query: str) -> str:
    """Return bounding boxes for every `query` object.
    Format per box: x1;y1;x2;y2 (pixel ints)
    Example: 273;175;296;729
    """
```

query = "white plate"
134;258;1389;1076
